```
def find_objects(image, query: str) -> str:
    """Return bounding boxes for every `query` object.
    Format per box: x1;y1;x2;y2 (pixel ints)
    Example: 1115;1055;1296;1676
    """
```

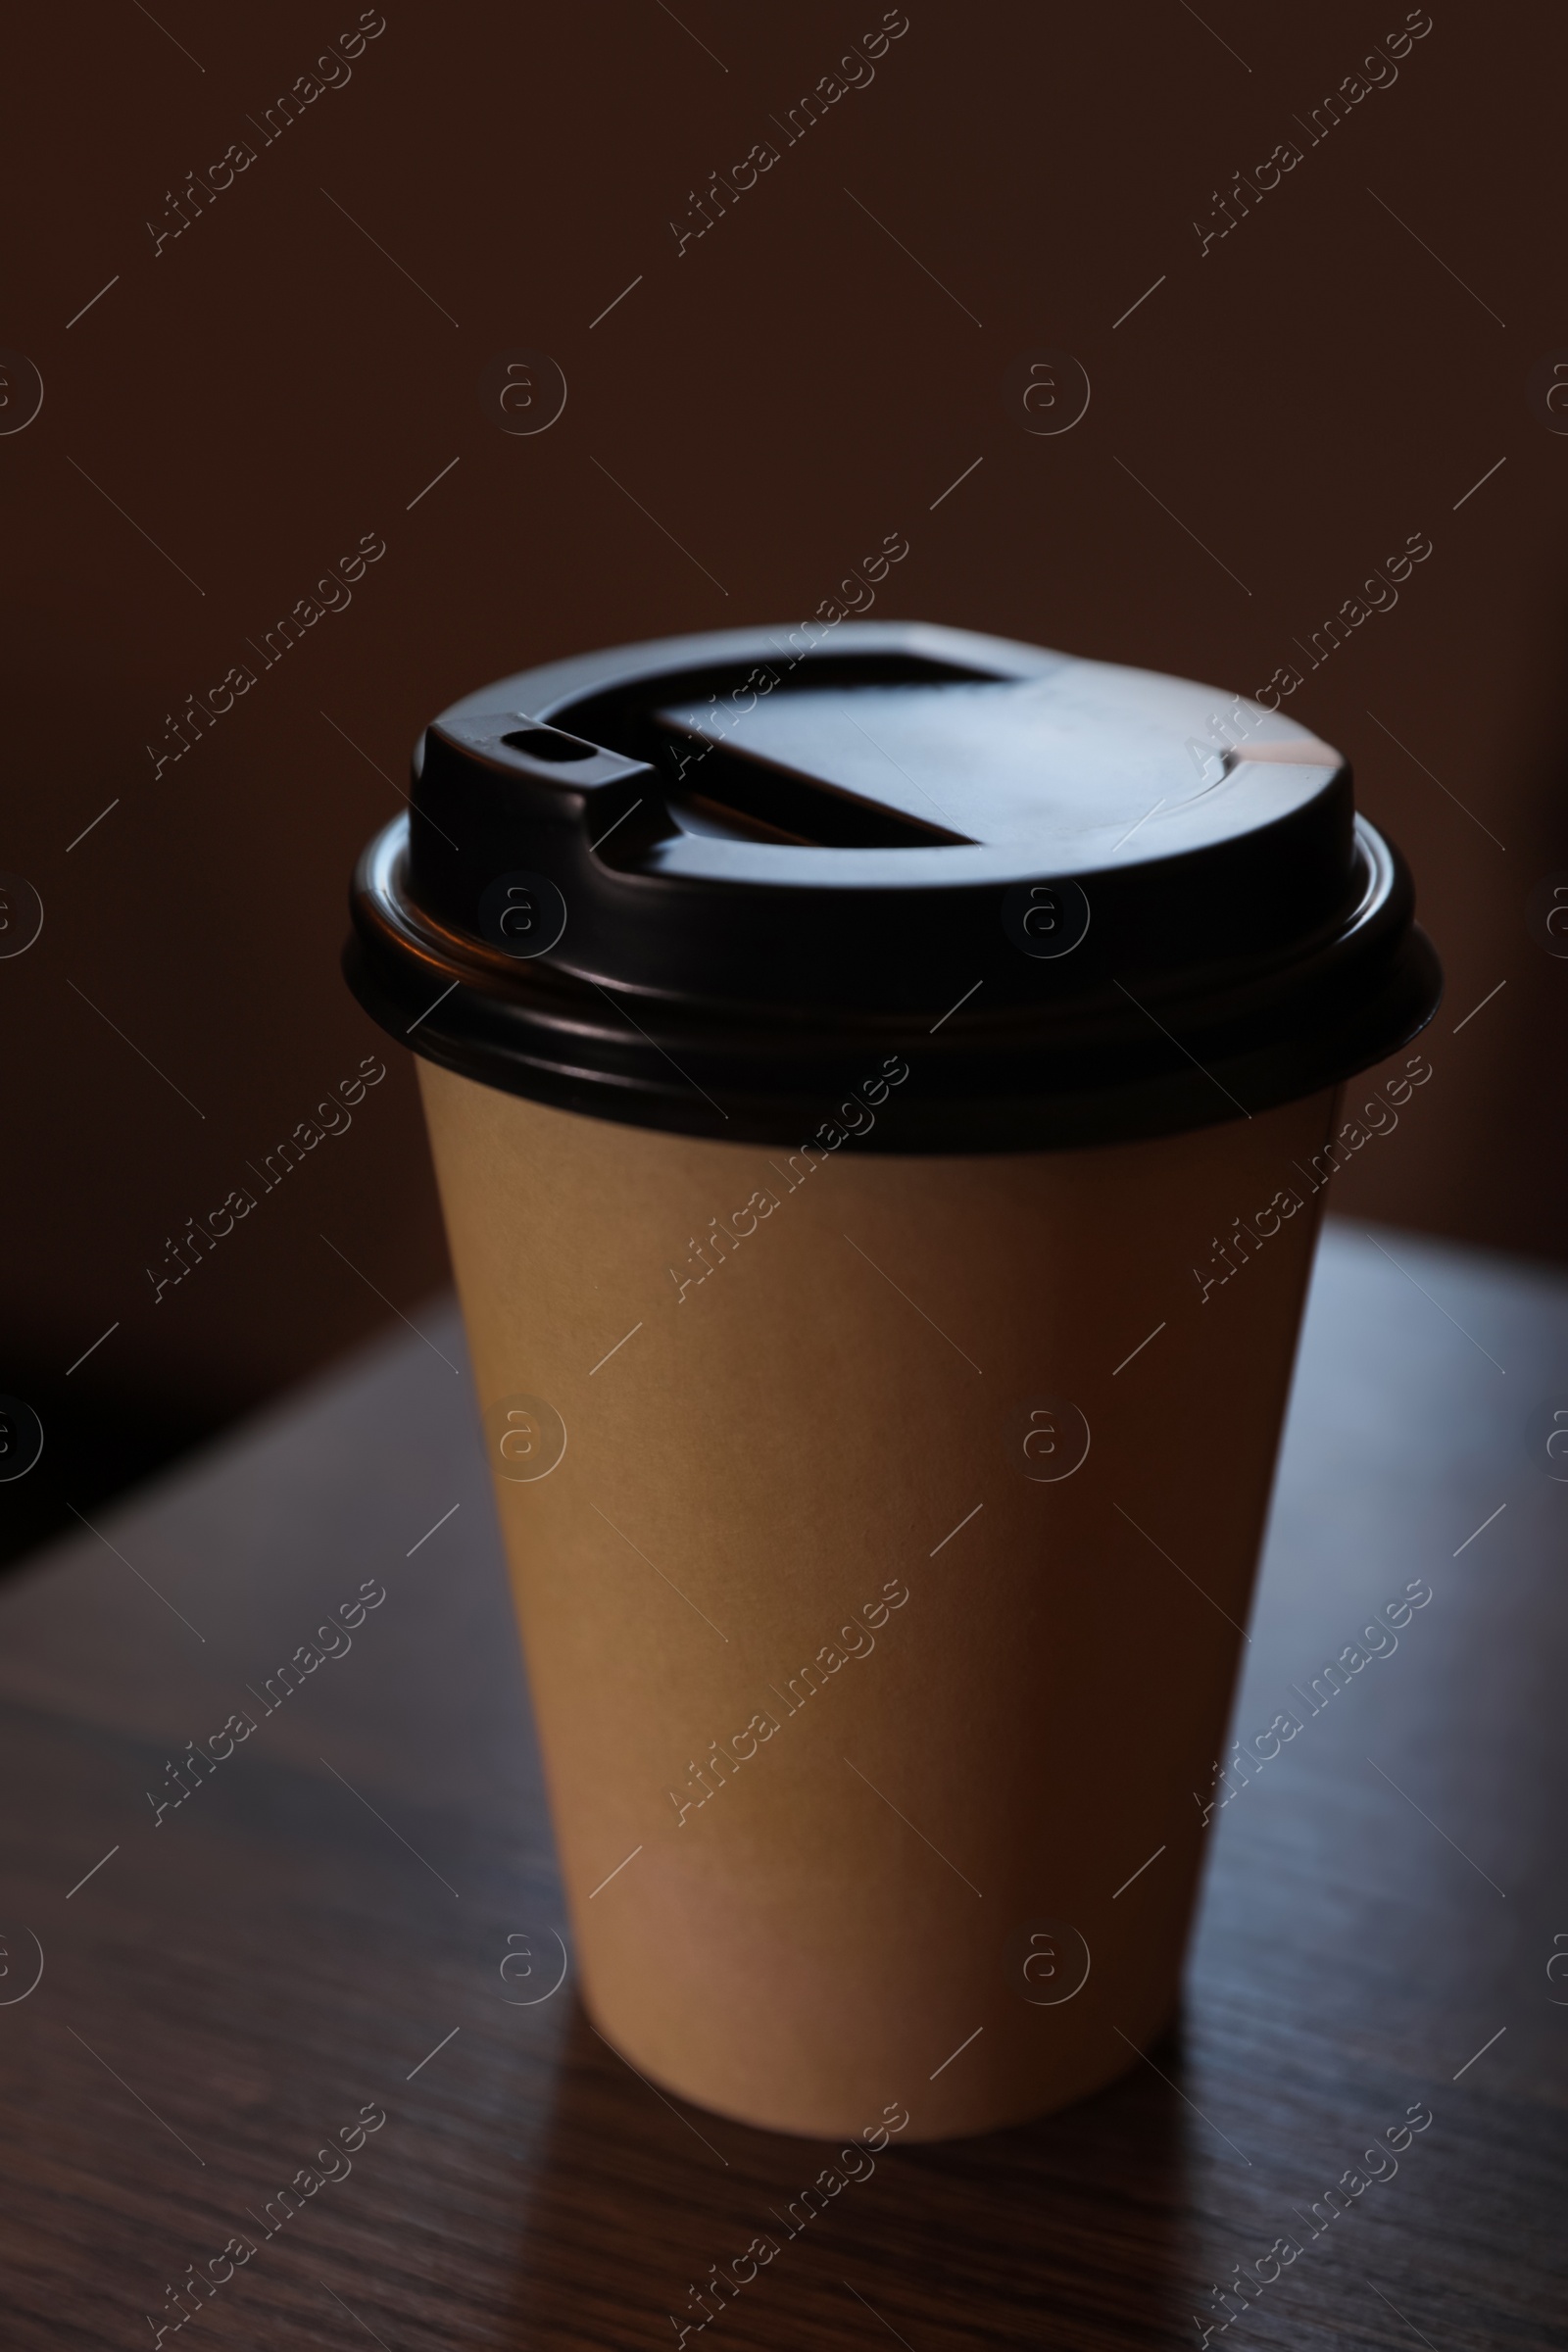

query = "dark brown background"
2;0;1563;1539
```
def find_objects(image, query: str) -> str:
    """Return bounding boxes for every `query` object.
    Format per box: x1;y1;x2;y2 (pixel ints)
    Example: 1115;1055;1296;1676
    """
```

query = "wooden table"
1;1224;1563;2350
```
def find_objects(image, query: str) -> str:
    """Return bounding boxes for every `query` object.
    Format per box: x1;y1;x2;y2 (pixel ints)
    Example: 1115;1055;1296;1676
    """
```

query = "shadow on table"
0;1368;220;1575
506;1995;1199;2349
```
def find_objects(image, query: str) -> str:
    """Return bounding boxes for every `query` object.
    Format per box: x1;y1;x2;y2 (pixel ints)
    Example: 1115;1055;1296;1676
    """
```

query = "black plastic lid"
344;621;1442;1152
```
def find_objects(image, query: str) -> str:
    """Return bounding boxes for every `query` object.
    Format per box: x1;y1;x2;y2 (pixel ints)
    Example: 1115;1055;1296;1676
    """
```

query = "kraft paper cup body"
416;1057;1338;2141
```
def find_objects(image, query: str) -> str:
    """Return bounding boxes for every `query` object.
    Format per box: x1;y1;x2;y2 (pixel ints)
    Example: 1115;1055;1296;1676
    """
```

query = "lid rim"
346;828;1442;1154
353;808;1411;1040
342;928;1441;1152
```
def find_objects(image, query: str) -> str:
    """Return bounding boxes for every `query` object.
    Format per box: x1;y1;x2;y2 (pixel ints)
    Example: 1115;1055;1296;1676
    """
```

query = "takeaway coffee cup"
346;621;1440;2141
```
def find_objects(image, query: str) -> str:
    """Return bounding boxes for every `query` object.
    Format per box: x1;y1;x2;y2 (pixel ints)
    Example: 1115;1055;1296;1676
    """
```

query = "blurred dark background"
2;0;1563;1564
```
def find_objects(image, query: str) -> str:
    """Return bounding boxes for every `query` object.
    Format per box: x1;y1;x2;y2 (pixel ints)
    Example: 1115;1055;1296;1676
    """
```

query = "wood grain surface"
0;1223;1563;2350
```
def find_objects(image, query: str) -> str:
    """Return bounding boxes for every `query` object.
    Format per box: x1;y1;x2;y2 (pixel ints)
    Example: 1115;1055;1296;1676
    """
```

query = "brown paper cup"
417;1058;1338;2140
